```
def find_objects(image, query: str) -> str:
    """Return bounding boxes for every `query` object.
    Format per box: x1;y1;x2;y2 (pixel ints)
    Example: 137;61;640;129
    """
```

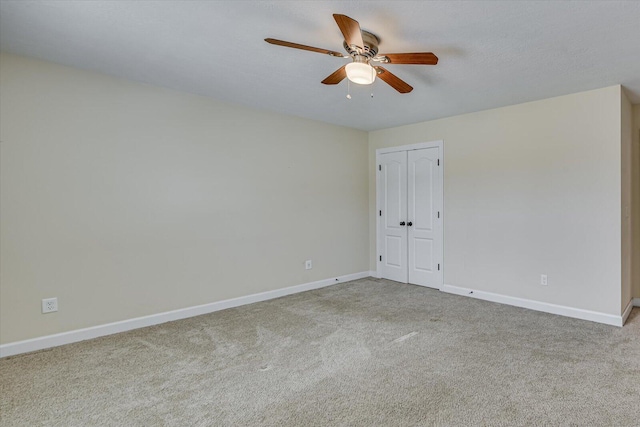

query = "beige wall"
0;53;369;344
621;90;632;310
633;104;640;299
1;51;632;346
369;86;623;316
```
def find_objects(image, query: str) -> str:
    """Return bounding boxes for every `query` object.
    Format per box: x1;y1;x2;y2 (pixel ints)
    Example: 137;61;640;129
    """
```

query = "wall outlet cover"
42;297;58;313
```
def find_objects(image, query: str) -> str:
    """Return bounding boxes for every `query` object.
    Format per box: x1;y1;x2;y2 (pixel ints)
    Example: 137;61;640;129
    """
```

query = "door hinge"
379;210;382;216
379;255;382;262
437;159;440;166
378;165;381;171
437;211;440;218
438;263;440;271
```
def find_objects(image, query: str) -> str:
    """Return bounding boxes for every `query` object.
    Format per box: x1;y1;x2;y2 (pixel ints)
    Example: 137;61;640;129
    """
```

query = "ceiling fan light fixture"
345;62;376;85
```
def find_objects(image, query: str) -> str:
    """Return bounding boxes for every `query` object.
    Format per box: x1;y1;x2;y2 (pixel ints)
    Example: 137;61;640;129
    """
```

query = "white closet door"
408;147;442;288
379;151;408;283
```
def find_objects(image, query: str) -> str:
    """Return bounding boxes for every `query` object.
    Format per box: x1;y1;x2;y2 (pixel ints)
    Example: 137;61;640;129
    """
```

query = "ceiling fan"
265;14;438;94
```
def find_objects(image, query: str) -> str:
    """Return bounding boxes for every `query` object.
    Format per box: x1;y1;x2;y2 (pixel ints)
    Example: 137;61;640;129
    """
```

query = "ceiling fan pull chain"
346;79;352;99
371;66;374;98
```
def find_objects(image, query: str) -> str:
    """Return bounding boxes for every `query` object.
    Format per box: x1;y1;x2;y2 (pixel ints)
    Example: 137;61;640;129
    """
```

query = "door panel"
379;152;407;283
413;238;433;271
385;236;403;267
412;157;434;232
408;148;441;288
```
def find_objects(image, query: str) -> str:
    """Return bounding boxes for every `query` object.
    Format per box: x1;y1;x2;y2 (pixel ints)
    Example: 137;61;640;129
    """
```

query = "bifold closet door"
379;146;442;289
379;151;408;283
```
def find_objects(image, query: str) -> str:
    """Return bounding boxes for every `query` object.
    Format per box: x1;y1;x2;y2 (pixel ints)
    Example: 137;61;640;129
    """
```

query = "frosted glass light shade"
345;62;376;85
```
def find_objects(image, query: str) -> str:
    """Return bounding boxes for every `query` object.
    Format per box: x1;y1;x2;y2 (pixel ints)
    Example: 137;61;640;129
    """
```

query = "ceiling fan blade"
333;14;364;50
264;38;346;57
379;52;438;65
374;66;413;93
321;65;347;85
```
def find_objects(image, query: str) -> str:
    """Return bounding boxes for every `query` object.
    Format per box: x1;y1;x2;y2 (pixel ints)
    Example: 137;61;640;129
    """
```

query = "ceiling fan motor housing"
343;30;380;59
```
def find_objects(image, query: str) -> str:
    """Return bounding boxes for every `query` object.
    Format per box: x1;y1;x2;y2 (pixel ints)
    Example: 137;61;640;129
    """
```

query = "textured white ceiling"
1;1;639;131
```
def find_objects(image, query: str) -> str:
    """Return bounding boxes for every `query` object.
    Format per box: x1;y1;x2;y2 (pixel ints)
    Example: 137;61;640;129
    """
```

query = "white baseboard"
0;271;371;358
634;298;640;307
368;270;380;278
441;284;625;327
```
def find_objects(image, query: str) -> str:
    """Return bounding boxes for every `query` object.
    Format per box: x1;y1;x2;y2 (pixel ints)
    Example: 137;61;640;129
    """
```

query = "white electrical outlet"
305;260;312;270
42;297;58;313
540;274;548;286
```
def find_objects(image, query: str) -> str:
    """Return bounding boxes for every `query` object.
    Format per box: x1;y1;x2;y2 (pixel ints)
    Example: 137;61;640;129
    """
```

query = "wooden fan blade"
264;38;345;57
333;14;364;50
374;66;413;93
380;52;438;65
321;65;347;85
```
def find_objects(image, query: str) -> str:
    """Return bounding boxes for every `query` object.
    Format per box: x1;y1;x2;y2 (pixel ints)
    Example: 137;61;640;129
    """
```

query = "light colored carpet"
1;278;639;426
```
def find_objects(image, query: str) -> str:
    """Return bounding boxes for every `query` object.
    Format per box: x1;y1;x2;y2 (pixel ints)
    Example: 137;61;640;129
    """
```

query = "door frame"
375;140;444;288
